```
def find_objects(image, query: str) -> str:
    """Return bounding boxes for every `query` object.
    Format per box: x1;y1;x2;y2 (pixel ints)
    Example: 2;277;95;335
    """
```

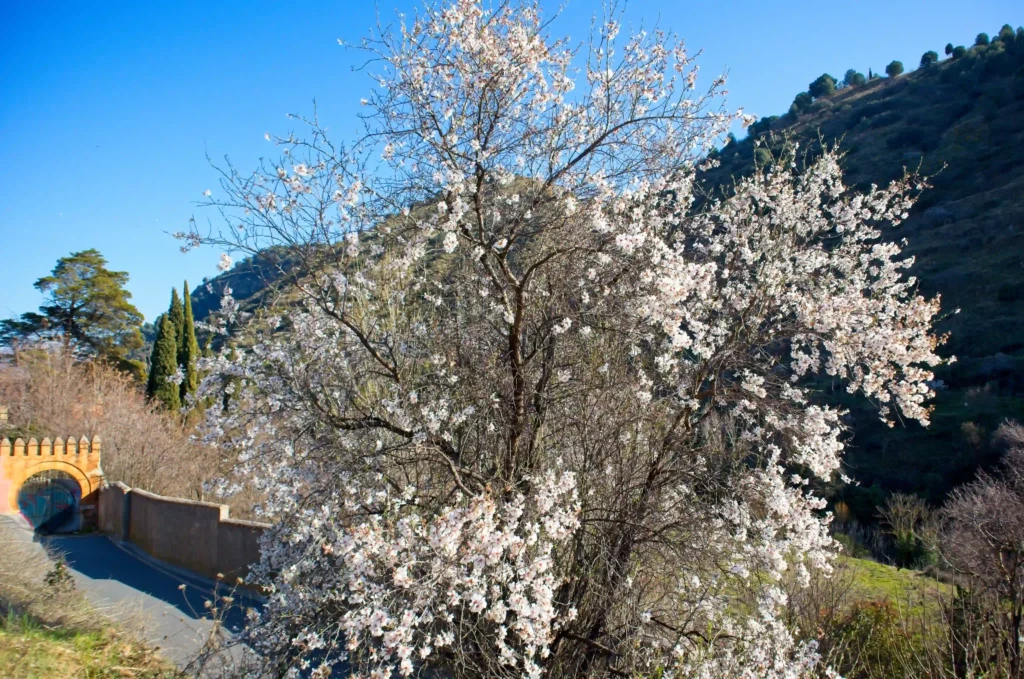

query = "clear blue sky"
1;1;1019;322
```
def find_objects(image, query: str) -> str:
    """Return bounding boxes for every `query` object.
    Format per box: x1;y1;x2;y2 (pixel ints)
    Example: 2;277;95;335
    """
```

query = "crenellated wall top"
0;436;101;457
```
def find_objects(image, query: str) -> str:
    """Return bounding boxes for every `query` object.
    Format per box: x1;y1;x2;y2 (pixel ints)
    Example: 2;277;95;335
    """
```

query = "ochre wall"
99;483;269;586
0;436;103;516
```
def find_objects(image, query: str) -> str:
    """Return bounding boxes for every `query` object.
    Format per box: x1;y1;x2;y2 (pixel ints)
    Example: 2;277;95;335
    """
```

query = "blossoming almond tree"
182;1;947;677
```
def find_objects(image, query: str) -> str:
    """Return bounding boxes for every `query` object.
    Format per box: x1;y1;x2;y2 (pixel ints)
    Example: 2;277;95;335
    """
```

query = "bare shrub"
880;492;935;569
939;420;1024;677
0;348;216;499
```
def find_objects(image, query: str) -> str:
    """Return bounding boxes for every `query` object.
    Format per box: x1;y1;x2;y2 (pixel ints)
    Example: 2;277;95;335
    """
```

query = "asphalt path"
46;533;256;668
1;515;257;672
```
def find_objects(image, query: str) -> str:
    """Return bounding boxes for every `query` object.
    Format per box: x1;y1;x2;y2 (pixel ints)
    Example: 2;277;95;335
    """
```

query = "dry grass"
0;519;180;678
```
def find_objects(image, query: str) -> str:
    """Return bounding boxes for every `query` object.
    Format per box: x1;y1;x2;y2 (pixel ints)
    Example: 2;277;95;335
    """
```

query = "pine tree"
149;314;181;412
1;249;145;377
178;281;201;402
168;287;184;351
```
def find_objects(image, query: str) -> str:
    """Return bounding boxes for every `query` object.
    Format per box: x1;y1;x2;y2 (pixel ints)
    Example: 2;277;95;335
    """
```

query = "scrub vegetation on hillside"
701;24;1024;520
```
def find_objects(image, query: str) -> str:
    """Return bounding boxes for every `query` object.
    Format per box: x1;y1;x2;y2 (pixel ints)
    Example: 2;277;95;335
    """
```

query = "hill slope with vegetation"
698;24;1024;519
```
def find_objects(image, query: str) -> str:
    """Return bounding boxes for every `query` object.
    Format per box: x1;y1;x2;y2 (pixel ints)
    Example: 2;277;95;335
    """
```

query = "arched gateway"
0;436;103;533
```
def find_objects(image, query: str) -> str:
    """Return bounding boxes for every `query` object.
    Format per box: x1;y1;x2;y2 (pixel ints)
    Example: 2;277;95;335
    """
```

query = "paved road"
47;534;254;668
3;516;256;671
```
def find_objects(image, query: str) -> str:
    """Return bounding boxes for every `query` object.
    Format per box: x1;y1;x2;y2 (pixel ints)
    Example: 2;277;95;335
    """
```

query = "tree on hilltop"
945;42;954;56
790;90;813;117
976;32;990;46
180;1;946;676
920;50;939;67
808;73;837;98
843;68;866;86
885;60;905;78
0;249;144;377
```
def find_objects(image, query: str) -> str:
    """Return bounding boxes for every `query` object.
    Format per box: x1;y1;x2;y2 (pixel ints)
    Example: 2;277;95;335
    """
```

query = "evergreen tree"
975;32;990;47
791;91;813;114
178;281;201;402
1;249;145;377
945;43;954;56
808;73;837;98
885;60;904;78
843;69;866;87
149;314;180;412
920;50;939;68
146;314;166;399
168;287;184;351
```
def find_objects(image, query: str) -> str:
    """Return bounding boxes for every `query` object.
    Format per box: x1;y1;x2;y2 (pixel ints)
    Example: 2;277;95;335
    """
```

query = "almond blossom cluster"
247;470;579;679
182;1;947;677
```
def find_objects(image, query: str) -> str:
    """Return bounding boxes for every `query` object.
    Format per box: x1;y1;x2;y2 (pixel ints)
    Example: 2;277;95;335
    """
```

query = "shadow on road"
44;534;253;634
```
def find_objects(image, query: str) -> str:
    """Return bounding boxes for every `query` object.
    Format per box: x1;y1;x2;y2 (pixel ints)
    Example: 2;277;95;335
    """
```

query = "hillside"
191;27;1024;522
701;29;1024;518
189;246;298;324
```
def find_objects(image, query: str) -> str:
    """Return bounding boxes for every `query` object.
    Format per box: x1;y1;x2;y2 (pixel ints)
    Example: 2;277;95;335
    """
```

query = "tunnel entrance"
18;469;82;533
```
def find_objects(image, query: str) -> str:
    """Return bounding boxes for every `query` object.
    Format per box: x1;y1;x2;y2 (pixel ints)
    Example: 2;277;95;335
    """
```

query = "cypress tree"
146;313;166;399
150;314;181;412
178;281;201;402
168;287;184;351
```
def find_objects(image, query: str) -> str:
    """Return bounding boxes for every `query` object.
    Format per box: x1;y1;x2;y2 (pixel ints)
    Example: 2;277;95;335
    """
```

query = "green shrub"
953;45;968;59
975;32;990;47
812;98;835;113
885;60;905;78
920;50;939;68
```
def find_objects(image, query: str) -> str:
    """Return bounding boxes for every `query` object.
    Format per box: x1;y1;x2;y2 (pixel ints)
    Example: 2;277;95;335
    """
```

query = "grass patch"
0;612;175;679
842;556;950;619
